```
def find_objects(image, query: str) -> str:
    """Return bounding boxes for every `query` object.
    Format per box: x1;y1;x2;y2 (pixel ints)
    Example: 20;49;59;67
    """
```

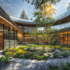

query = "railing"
0;6;10;19
10;16;36;24
10;10;70;24
0;9;24;33
54;10;70;20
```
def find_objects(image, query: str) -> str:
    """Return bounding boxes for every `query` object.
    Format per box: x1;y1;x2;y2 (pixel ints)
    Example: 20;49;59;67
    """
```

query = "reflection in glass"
4;26;9;49
60;24;65;29
64;23;69;28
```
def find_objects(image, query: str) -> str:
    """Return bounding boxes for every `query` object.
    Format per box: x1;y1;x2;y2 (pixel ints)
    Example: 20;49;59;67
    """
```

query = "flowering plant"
62;47;70;51
18;50;25;54
7;49;14;55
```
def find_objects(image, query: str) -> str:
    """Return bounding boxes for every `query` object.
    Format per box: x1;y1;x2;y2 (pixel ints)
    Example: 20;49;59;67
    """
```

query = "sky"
0;0;70;20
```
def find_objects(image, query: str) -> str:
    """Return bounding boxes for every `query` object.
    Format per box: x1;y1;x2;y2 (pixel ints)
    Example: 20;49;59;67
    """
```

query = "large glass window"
4;25;9;49
0;24;3;34
64;32;67;45
68;22;70;27
0;24;3;49
64;23;69;28
68;31;70;45
14;31;17;47
51;26;55;30
55;25;61;30
59;32;64;44
3;25;17;49
10;29;14;48
60;24;65;29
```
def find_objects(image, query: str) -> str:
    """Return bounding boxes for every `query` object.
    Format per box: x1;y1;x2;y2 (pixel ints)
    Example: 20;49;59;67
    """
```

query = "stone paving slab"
1;56;70;70
0;50;4;57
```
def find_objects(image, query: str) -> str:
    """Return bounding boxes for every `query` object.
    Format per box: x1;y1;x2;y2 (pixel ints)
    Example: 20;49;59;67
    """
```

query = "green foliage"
18;55;24;58
5;52;12;57
39;49;44;52
47;65;60;70
0;56;11;63
20;9;28;20
53;53;58;58
33;3;56;50
61;63;70;70
22;42;28;45
36;55;41;60
55;51;58;53
23;51;47;60
3;48;10;53
3;56;11;63
60;51;68;57
17;37;20;42
0;57;4;62
67;3;70;11
47;53;51;56
23;0;60;8
30;18;33;20
50;33;59;45
51;48;55;52
36;55;47;60
47;49;52;52
24;52;31;58
13;52;18;58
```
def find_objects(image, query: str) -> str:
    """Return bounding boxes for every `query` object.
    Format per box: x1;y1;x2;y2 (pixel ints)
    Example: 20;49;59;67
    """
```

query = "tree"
33;3;56;50
22;0;61;8
30;27;39;43
29;27;39;50
30;18;33;20
67;3;70;10
20;9;28;20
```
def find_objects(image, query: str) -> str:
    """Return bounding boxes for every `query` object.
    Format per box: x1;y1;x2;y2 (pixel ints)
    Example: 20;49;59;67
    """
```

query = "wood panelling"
17;32;24;42
0;34;3;49
0;16;25;35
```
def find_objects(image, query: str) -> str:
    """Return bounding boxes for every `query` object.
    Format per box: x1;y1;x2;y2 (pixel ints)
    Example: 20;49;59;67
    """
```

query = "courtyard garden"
1;43;70;70
0;0;70;70
3;44;70;60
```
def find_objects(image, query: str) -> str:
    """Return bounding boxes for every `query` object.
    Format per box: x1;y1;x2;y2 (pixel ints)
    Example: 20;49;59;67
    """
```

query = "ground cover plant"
3;44;70;60
47;62;70;70
0;56;11;69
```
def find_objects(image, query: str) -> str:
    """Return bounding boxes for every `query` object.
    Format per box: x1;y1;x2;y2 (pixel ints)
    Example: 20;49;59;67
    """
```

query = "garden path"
1;56;70;70
0;50;3;57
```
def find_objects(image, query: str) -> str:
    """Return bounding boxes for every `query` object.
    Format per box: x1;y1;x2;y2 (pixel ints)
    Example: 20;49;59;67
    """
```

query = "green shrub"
39;49;44;52
47;53;51;56
36;55;41;60
5;52;12;57
22;43;28;45
0;57;4;62
3;48;10;52
53;53;58;58
24;53;30;58
26;47;30;50
61;63;70;70
13;52;18;57
36;55;47;60
47;65;60;70
47;49;52;52
51;48;55;52
30;54;36;59
18;55;24;58
0;56;11;63
55;51;58;53
60;51;68;57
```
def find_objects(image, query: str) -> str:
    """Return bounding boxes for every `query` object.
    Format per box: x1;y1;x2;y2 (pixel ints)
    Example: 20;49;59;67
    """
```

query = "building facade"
0;6;70;50
0;6;24;50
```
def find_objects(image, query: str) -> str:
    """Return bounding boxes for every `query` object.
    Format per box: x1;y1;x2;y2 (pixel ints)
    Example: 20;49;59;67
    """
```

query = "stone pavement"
1;56;70;70
0;50;3;57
